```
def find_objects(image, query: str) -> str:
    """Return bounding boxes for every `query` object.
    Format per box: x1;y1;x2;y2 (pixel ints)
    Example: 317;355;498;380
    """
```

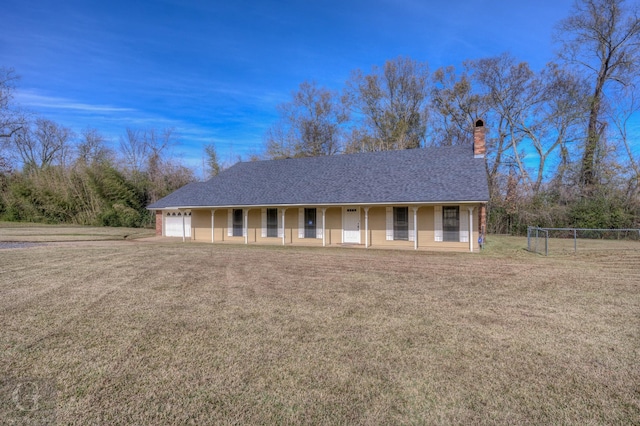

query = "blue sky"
2;0;578;173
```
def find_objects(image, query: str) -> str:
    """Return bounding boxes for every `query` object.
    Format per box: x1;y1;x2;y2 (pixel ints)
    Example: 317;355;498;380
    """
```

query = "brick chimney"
155;210;163;236
473;119;486;158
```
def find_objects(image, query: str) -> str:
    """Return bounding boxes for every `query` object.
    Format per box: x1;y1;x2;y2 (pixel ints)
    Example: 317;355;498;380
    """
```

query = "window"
443;206;459;242
266;208;278;237
233;209;243;237
393;207;409;241
304;208;316;238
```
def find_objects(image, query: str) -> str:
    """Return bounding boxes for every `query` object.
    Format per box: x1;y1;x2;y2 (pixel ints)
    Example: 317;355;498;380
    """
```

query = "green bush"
568;193;634;229
488;188;635;235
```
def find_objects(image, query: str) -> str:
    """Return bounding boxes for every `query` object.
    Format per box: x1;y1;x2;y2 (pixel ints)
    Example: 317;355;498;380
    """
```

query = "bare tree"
77;128;113;165
144;128;180;200
1;67;27;171
518;64;590;192
146;157;195;204
118;128;147;174
430;65;486;146
469;54;535;194
0;67;26;140
429;57;589;196
556;0;640;190
266;81;347;159
344;56;430;151
118;126;184;200
609;82;640;201
264;123;297;159
144;127;174;160
12;118;72;170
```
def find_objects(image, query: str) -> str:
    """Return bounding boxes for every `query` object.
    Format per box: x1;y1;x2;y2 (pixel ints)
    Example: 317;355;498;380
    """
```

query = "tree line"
264;0;640;233
0;85;197;226
0;0;638;232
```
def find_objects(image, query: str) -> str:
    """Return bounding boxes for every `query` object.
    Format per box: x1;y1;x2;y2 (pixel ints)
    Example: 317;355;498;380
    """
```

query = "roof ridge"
240;144;471;166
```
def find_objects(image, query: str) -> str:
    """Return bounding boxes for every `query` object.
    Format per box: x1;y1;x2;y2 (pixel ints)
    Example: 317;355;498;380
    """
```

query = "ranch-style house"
148;120;490;252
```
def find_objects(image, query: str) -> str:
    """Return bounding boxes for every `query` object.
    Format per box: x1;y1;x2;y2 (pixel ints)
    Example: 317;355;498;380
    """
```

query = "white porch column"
244;209;248;245
282;207;287;246
412;207;419;250
364;207;370;248
282;208;286;246
321;208;326;247
468;207;475;252
211;209;215;243
181;210;186;243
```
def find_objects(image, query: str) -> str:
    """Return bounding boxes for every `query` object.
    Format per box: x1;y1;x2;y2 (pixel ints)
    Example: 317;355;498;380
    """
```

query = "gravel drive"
0;242;46;249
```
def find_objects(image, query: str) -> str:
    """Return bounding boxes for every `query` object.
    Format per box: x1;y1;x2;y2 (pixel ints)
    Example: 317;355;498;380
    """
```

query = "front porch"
169;204;486;252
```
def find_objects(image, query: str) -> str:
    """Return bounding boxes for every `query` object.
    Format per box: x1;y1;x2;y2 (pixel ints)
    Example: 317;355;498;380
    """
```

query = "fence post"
527;227;640;255
545;230;548;256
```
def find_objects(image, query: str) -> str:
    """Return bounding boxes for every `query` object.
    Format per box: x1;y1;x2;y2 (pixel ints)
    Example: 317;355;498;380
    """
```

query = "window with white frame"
304;208;316;238
386;206;414;242
266;208;278;237
393;207;409;241
232;209;243;237
443;206;459;242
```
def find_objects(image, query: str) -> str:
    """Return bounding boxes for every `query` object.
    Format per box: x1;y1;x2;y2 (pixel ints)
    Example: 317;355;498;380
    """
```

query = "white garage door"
165;213;191;237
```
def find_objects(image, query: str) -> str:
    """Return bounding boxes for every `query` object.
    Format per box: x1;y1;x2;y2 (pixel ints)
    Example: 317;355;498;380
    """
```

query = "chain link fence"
527;227;640;256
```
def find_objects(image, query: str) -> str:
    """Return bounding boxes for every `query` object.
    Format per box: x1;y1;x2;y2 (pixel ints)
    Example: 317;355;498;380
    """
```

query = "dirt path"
0;242;47;249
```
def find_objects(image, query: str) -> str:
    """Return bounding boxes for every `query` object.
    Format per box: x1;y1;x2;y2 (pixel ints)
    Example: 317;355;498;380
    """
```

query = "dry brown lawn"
0;221;155;242
538;235;640;255
0;235;638;424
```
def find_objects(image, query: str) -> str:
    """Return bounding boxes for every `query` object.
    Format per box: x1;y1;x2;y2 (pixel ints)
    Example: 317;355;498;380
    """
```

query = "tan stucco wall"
191;209;209;241
324;207;342;245
366;206;412;248
187;204;483;252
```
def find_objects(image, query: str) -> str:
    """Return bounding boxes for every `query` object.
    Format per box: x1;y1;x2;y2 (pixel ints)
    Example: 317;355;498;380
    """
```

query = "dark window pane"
267;208;278;238
304;208;316;239
394;207;409;241
233;209;243;237
443;206;459;242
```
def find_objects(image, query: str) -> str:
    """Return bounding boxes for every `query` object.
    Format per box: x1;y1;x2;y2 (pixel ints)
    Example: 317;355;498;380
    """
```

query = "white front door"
343;207;360;244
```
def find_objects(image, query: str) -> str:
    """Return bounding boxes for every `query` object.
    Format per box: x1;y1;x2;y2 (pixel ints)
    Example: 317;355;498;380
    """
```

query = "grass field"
530;234;640;256
0;231;638;424
0;221;155;242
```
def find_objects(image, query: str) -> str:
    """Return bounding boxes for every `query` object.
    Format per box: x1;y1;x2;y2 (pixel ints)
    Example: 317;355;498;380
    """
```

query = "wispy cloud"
16;91;135;113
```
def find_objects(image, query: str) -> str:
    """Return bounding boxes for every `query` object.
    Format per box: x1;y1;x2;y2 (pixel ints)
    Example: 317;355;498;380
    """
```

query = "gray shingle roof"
148;145;489;209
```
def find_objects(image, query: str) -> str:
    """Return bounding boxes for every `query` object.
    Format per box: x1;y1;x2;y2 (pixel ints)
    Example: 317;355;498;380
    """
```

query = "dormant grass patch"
0;222;155;242
0;237;638;424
